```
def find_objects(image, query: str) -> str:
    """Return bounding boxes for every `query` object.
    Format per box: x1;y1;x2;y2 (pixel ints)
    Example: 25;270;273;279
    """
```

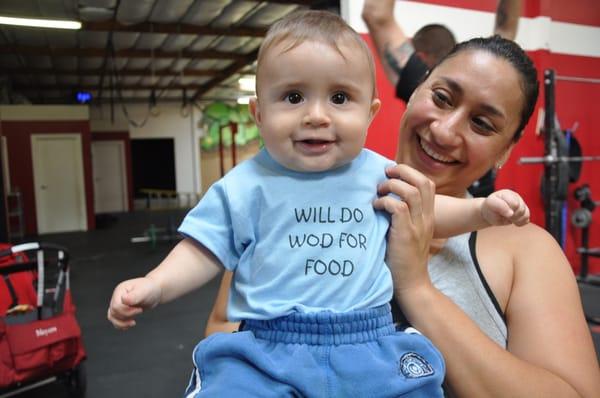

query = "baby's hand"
481;189;530;227
107;277;162;330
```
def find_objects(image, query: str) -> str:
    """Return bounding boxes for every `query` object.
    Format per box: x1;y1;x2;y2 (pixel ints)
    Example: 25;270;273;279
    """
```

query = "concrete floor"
9;210;222;398
3;210;599;397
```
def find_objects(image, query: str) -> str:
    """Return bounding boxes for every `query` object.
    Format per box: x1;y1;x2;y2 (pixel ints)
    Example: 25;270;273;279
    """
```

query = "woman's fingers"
377;163;436;224
375;163;435;294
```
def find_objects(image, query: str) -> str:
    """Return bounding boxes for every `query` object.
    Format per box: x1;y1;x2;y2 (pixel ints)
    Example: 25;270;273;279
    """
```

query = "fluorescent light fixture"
238;76;256;92
0;16;82;30
237;96;253;105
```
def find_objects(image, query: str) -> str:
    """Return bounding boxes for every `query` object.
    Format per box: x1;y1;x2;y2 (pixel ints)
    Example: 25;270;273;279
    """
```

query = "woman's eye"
285;92;303;104
331;92;348;105
432;90;451;106
472;117;494;133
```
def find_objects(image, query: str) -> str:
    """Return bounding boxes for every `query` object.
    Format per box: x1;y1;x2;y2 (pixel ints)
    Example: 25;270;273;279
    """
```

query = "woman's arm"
204;271;241;337
377;164;600;397
399;227;600;397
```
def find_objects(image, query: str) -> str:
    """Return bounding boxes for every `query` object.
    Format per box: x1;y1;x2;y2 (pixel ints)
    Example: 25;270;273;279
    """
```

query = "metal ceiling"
0;0;337;107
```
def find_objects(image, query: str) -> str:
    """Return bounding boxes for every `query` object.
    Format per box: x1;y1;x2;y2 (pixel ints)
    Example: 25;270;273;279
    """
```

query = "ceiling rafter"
0;46;248;61
81;21;267;38
14;83;209;91
191;48;259;101
1;67;223;77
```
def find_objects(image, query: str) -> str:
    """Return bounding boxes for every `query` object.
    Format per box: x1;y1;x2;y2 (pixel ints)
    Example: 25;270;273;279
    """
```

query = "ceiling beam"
1;67;222;77
14;83;210;91
263;0;316;4
191;48;258;101
0;46;248;61
81;21;267;38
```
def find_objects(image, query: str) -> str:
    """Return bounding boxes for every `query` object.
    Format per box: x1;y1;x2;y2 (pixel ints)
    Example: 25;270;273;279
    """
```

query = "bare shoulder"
476;223;571;310
478;224;600;396
480;222;563;261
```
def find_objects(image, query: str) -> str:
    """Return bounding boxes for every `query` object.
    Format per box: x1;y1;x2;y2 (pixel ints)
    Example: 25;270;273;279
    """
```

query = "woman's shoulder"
477;222;575;314
480;222;557;250
478;222;571;274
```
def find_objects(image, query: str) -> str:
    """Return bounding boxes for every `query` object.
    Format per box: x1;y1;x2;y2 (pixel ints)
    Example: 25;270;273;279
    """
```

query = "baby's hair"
256;10;377;96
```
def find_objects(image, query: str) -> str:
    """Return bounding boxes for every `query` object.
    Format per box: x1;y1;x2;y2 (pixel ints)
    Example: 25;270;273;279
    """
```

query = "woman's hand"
373;164;436;298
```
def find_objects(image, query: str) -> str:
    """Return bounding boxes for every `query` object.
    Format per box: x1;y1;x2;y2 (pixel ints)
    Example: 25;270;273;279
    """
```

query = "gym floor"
11;210;600;398
17;210;222;398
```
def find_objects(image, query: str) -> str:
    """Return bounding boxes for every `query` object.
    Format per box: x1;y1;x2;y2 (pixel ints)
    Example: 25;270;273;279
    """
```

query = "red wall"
91;132;134;213
1;121;96;235
500;51;600;274
362;21;600;275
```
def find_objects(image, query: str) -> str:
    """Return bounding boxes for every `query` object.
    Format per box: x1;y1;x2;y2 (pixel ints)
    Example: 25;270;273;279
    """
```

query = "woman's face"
397;50;525;197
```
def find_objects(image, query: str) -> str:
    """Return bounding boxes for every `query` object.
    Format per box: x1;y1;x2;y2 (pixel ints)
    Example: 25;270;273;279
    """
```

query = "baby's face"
250;39;380;172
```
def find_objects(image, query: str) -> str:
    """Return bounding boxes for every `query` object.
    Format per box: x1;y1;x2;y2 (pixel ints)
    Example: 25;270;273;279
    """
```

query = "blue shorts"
184;304;444;397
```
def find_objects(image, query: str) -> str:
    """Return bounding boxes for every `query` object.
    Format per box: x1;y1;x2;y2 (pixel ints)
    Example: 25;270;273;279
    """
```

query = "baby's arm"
433;189;530;238
107;238;221;330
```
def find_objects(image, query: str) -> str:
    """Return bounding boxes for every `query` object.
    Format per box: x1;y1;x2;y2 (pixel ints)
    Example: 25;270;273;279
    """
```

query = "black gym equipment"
571;184;600;284
519;69;600;245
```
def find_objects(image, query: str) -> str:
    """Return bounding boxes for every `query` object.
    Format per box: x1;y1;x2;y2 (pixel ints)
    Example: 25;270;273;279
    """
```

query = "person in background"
362;0;522;197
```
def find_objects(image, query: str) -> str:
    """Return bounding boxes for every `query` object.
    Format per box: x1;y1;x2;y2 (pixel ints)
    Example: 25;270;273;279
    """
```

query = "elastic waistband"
241;304;395;345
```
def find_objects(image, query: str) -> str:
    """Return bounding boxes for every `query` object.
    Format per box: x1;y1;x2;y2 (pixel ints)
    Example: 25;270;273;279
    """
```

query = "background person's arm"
362;0;413;87
493;0;522;40
205;271;240;337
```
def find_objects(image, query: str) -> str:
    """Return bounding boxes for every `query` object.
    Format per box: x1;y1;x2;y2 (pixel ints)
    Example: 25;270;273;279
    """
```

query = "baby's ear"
248;97;261;126
369;98;381;123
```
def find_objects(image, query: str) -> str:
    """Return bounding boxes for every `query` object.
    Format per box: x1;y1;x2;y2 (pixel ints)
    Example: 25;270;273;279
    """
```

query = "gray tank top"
429;231;507;347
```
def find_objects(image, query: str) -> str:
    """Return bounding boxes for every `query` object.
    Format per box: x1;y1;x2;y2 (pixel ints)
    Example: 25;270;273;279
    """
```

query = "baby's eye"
331;92;348;105
285;92;303;104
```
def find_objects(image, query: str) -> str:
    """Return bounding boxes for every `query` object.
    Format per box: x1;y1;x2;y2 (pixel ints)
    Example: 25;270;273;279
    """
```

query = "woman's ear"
495;143;515;170
248;97;261;126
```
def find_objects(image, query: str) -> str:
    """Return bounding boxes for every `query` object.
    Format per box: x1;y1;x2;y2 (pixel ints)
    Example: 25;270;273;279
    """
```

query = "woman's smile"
417;135;457;164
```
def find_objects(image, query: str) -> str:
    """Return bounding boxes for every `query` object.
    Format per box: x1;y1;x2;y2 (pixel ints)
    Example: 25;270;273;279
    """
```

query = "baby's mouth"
418;136;457;164
295;138;334;154
302;139;330;145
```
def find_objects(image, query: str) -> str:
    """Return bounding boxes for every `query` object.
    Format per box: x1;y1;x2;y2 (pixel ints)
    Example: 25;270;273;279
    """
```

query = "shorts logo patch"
399;352;434;378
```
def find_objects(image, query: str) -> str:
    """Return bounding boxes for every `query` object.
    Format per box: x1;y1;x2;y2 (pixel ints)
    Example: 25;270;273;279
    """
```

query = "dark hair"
412;24;456;66
429;35;539;142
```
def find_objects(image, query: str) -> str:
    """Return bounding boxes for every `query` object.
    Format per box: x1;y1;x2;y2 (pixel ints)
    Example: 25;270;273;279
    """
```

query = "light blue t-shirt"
179;148;395;321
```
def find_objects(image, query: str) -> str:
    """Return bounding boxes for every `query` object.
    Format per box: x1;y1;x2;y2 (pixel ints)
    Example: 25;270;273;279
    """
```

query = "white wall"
0;105;89;121
89;103;205;194
342;0;600;57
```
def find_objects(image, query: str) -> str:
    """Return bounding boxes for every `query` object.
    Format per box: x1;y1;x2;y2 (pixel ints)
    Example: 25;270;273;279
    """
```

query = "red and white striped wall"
342;0;600;274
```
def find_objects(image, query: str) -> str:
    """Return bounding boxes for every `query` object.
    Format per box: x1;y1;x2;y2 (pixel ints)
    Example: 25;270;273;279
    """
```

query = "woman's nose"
302;100;330;127
429;112;463;146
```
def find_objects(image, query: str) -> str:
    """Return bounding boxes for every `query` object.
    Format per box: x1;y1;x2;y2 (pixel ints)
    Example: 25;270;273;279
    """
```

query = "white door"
1;136;10;194
31;134;87;234
92;140;128;213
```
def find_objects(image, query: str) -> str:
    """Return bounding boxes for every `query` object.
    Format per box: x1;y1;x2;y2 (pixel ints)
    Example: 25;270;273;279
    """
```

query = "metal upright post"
543;69;563;244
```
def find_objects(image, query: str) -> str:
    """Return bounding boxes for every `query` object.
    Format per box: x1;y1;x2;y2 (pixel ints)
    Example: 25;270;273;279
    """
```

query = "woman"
204;36;600;396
